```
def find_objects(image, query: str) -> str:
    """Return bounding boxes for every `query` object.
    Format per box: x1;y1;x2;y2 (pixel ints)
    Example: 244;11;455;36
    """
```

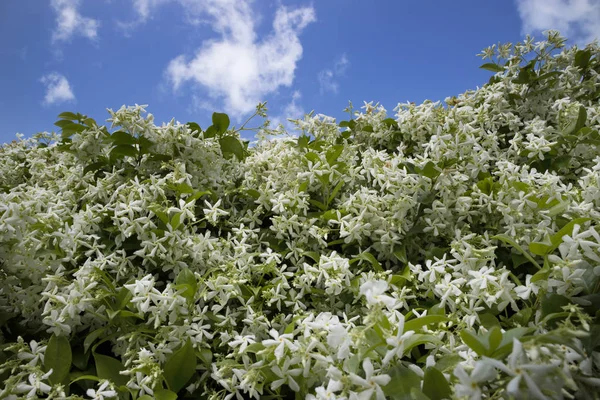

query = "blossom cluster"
1;31;599;399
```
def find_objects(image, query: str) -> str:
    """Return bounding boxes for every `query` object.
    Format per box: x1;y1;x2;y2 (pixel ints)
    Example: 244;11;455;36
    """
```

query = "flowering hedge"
1;31;600;400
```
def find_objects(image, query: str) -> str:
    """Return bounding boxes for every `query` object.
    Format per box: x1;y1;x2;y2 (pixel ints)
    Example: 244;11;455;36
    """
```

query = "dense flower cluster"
1;31;600;399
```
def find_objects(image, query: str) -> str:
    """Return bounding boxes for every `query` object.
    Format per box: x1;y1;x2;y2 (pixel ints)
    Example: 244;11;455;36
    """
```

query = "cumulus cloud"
50;0;100;42
318;54;349;94
516;0;600;43
271;90;305;133
40;73;76;105
164;1;316;117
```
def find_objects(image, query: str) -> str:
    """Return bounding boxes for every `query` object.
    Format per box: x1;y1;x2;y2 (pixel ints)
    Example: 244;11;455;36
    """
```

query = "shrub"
1;31;599;399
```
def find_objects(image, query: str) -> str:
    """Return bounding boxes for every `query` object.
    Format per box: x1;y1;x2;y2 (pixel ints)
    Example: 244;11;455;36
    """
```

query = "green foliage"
1;32;600;400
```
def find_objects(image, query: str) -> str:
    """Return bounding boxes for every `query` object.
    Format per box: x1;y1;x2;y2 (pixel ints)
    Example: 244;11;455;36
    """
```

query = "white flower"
481;339;556;399
453;363;496;400
307;379;346;400
348;358;391;400
262;329;298;361
87;380;118;400
17;340;47;367
203;199;229;225
229;334;256;353
15;370;53;398
382;313;415;365
359;280;396;308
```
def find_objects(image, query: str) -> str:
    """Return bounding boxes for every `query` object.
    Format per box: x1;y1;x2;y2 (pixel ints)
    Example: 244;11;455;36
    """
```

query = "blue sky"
1;0;599;143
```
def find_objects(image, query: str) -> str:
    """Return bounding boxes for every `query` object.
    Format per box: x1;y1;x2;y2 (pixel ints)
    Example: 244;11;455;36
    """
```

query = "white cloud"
318;54;349;94
40;73;76;105
271;90;305;133
164;1;316;118
51;0;100;42
516;0;600;43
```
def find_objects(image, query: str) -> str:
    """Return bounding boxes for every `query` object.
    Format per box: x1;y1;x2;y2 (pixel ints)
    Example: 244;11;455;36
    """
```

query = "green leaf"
83;161;108;176
44;334;72;385
94;353;128;387
187;122;202;135
404;315;449;333
492;234;541;270
84;328;106;354
488;326;503;351
138;396;154;400
204;125;218;139
175;268;197;303
478;313;501;329
326;145;344;165
417;161;441;179
423;367;451;400
563;106;587;135
480;63;504;73
339;120;356;130
212;112;230;134
513;68;532;84
351;252;383;272
70;375;102;384
163;339;197;393
110;144;138;158
575;49;592;70
154;389;178;400
549;218;591;249
382;118;399;129
529;241;552;256
327;180;344;205
460;330;487;356
383;365;422;400
58;111;78;120
170;212;182;230
109;131;138;145
219;136;245;160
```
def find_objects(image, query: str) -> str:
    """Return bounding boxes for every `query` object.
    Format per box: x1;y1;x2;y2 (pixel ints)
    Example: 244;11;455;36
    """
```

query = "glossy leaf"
423;367;451;400
44;334;72;385
480;63;504;72
212;112;230;134
219;136;244;160
94;353;128;387
163;339;197;393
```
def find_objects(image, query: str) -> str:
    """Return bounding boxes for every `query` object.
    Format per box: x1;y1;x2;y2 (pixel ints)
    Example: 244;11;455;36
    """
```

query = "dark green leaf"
94;353;128;387
513;68;532;84
58;112;78;120
187;122;202;135
163;339;197;393
219;136;245;160
110;144;138;158
154;389;178;400
326;145;344;165
212;112;230;134
382;118;399;129
478;313;501;329
175;268;197;303
492;234;541;270
460;330;487;356
423;367;451;400
204;125;217;139
383;365;422;400
575;49;592;70
83;162;108;176
351;252;383;272
480;63;504;73
44;334;72;385
109;131;138;145
84;328;106;354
